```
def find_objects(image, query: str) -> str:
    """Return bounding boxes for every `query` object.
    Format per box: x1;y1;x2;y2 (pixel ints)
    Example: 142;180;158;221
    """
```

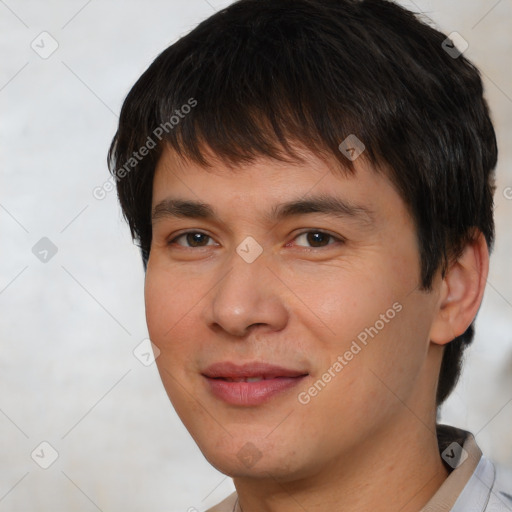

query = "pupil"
188;233;206;246
308;232;328;247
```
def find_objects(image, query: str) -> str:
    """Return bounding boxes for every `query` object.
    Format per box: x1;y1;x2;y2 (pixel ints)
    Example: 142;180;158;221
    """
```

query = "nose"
203;246;289;338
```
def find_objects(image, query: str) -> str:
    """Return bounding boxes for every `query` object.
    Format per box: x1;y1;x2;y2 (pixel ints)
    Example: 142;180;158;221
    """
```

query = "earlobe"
429;231;489;346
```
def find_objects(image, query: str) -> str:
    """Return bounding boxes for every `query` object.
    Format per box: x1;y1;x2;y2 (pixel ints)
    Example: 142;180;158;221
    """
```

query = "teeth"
225;376;265;382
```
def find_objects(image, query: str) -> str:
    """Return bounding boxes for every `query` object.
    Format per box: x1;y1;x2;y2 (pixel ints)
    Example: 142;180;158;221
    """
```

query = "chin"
197;436;314;482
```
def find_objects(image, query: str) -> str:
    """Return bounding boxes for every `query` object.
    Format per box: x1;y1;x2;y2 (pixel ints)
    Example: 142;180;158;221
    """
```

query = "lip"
202;361;309;406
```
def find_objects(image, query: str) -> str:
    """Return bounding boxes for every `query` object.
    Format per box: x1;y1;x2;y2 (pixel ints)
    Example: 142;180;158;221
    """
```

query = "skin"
145;144;489;512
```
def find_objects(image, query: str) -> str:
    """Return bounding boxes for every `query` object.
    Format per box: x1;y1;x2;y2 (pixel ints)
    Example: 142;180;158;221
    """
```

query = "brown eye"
169;232;215;247
293;230;343;248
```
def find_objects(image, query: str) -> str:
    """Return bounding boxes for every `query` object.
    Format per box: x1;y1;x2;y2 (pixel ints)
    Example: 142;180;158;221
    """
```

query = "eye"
168;231;217;248
291;230;344;248
167;229;343;249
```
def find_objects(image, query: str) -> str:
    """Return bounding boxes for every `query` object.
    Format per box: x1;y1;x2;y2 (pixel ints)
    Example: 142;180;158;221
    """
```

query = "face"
145;145;442;481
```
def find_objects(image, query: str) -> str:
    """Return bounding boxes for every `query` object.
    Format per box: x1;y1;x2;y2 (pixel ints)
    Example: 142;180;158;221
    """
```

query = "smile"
202;361;309;406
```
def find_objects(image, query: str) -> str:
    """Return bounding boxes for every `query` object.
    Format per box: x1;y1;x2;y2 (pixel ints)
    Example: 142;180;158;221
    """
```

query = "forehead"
151;144;408;229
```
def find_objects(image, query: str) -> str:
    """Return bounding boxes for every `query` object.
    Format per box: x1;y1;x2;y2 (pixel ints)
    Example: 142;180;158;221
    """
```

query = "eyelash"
167;230;344;249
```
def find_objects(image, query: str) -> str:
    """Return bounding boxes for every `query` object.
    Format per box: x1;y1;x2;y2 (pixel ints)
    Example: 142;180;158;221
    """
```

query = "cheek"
144;264;222;386
144;277;171;343
144;264;199;341
293;257;433;412
298;298;435;450
144;269;204;415
144;267;198;378
343;291;437;414
286;258;401;350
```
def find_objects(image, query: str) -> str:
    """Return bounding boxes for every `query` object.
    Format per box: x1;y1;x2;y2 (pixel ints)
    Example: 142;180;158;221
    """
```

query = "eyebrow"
151;194;375;227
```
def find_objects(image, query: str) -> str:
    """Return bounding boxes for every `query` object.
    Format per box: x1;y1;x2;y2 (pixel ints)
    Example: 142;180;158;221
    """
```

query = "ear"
429;230;489;345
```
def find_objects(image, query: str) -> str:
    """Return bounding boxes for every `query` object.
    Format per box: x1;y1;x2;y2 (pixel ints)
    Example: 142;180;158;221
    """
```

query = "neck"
233;414;449;512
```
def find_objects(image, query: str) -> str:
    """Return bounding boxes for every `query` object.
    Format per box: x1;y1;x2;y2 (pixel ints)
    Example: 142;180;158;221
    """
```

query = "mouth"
216;376;275;382
202;361;309;406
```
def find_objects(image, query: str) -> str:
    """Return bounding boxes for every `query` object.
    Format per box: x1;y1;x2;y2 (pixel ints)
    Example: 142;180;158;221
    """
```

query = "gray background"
1;0;511;510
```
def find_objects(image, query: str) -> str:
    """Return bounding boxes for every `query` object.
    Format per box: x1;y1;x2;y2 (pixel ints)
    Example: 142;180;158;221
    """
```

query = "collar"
421;424;495;511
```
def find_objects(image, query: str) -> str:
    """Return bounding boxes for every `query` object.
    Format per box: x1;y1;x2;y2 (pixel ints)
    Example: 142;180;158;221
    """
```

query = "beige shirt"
205;424;512;512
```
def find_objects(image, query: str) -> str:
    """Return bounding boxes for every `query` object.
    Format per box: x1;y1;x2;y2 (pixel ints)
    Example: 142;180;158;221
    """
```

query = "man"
108;0;511;510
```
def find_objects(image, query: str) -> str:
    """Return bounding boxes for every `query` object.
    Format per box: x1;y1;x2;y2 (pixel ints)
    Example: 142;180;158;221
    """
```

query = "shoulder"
488;463;512;511
449;455;512;511
204;491;237;512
